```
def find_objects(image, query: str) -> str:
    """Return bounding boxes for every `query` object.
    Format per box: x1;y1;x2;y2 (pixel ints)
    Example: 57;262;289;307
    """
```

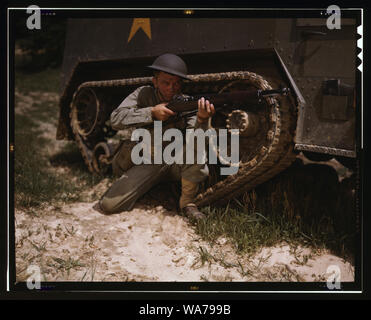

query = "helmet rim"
147;53;192;81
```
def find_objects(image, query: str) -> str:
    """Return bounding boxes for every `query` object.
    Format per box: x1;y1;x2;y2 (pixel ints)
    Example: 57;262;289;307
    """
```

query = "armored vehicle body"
57;15;358;206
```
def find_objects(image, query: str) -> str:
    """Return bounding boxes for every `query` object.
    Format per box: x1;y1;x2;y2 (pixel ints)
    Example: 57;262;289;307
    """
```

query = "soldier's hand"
197;97;215;123
151;103;176;121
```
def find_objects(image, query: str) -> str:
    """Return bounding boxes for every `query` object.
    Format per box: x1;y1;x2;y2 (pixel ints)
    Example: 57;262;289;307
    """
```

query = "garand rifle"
138;86;291;131
166;87;291;118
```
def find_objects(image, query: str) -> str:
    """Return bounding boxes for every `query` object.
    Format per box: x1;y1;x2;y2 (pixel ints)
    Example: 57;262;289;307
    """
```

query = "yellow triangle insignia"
128;18;152;43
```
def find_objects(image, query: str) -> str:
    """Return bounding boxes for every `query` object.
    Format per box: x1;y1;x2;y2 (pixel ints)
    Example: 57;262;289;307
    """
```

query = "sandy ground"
14;90;355;284
15;201;354;283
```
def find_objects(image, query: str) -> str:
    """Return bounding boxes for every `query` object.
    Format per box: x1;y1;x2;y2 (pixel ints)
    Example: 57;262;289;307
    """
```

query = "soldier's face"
152;71;182;102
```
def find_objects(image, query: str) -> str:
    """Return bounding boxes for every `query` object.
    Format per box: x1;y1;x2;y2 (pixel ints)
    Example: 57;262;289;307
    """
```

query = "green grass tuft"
14;68;109;209
196;161;356;261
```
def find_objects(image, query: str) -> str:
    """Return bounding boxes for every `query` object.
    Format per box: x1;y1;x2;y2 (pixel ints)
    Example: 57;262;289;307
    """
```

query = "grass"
196;204;295;256
196;161;357;261
15;68;62;93
14;113;79;207
47;256;86;277
49;142;107;187
14;67;109;209
191;245;238;270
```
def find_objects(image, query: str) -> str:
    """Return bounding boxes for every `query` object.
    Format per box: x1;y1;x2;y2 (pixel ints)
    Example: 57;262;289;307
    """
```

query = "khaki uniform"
100;85;210;213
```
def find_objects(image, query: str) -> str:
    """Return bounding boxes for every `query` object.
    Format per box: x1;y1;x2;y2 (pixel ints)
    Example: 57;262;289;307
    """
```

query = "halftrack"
57;15;358;206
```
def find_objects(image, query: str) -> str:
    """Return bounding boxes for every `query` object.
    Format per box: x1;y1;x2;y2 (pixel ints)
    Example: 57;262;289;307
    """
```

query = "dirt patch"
15;201;354;282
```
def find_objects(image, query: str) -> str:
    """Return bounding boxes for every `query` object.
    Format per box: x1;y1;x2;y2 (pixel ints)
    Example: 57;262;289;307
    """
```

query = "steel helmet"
147;53;191;80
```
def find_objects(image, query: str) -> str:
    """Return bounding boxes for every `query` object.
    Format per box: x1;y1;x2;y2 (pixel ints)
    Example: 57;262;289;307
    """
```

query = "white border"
7;6;363;294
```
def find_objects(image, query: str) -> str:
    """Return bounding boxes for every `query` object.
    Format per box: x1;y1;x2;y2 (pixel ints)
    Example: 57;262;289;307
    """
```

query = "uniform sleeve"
110;86;154;130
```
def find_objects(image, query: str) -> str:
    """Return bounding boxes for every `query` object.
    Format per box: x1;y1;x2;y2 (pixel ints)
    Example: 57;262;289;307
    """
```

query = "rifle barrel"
167;87;288;113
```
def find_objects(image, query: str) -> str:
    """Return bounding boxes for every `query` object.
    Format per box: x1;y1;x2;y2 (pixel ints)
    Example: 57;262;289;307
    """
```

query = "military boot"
179;178;205;220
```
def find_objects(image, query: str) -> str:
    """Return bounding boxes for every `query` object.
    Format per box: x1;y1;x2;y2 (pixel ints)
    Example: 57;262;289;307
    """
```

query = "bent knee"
99;196;134;214
99;198;117;214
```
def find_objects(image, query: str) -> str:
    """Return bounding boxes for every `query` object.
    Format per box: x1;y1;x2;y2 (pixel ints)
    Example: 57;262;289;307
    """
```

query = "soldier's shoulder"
137;86;157;105
127;85;154;97
137;85;155;95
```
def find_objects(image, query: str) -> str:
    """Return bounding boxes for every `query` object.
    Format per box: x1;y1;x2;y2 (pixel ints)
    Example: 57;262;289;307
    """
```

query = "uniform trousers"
100;162;208;213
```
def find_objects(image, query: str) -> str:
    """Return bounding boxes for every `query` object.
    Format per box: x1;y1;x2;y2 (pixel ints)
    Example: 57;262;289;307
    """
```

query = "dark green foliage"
14;114;79;207
14;67;107;209
14;15;67;71
15;68;61;93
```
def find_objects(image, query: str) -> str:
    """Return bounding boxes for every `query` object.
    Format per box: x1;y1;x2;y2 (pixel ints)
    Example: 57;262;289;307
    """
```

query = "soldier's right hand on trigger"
151;103;176;121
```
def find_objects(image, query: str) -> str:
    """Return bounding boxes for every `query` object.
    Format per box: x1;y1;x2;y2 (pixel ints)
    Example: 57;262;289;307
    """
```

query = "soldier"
99;53;215;220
